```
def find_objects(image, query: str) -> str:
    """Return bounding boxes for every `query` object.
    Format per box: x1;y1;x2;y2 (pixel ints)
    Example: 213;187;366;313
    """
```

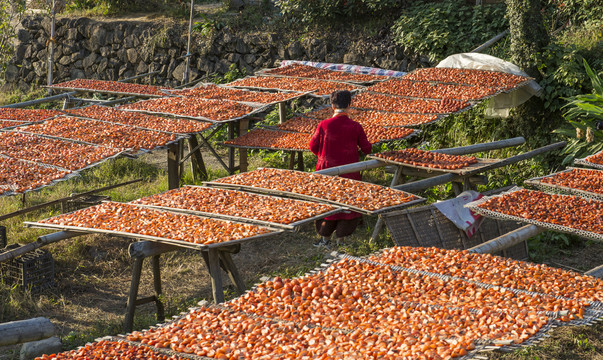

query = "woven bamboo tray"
45;85;168;98
525;167;603;201
128;185;343;230
367;155;501;176
118;101;271;124
204;179;425;216
163;84;312;106
402;67;534;91
465;187;603;242
574;150;603;170
254;67;390;85
24;213;282;251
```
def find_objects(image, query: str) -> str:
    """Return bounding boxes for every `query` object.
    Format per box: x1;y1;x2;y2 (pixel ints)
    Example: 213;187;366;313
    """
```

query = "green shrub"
275;0;404;24
391;0;507;63
553;59;603;164
537;20;603;112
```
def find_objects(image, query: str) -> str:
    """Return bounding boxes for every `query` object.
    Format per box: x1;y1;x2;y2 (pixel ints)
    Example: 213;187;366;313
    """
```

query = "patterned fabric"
280;60;407;77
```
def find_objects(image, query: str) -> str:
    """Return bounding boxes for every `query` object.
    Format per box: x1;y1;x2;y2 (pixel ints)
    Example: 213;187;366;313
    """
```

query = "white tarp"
437;53;542;118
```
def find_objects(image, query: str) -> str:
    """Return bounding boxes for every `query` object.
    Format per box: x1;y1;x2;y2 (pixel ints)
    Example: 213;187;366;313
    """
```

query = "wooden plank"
0;318;55;347
128;241;181;259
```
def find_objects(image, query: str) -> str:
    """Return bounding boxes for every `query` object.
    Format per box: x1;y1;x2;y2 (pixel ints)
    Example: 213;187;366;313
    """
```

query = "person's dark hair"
330;90;352;109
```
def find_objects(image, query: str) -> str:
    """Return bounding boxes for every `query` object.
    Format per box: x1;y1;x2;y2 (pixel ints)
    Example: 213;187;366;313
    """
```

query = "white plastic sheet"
437;53;542;118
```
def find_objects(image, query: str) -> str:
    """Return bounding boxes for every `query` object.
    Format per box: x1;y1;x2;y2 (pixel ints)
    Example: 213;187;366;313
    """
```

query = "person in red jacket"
309;90;372;247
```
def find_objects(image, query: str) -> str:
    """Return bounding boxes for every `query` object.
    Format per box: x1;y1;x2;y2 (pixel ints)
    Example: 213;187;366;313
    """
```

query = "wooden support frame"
239;119;249;173
187;135;207;181
167;142;180;190
123;241;246;332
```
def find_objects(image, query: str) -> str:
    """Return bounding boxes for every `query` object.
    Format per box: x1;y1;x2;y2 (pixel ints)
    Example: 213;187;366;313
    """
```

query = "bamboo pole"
468;225;545;254
585;264;603;279
317;137;526;177
0;317;55;347
434;137;525;155
393;173;456;193
0;231;80;264
458;141;567;176
1;92;74;108
471;30;509;53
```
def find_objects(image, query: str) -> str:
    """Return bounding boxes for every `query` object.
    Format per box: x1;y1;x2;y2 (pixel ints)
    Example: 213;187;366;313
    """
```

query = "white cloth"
434;190;484;238
437;53;542;118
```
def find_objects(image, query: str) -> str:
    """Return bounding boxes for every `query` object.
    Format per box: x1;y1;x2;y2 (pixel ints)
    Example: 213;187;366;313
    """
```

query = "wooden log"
288;151;296;170
585;264;603;279
0;231;81;264
297;151;304;171
217;251;246;294
468;225;545;254
371;166;404;241
0;317;55;347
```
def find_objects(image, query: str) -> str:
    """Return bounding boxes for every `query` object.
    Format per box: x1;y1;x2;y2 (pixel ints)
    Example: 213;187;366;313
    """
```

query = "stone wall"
4;15;426;91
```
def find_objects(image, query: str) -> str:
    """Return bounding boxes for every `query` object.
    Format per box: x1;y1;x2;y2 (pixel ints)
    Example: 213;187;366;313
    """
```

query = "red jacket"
309;113;372;220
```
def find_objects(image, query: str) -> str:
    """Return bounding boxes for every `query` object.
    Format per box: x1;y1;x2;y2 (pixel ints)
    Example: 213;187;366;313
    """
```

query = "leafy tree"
505;0;549;79
391;0;508;63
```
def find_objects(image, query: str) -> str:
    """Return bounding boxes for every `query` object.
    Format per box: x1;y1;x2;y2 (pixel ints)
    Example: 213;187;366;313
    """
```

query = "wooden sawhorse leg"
201;244;246;304
124;242;178;333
